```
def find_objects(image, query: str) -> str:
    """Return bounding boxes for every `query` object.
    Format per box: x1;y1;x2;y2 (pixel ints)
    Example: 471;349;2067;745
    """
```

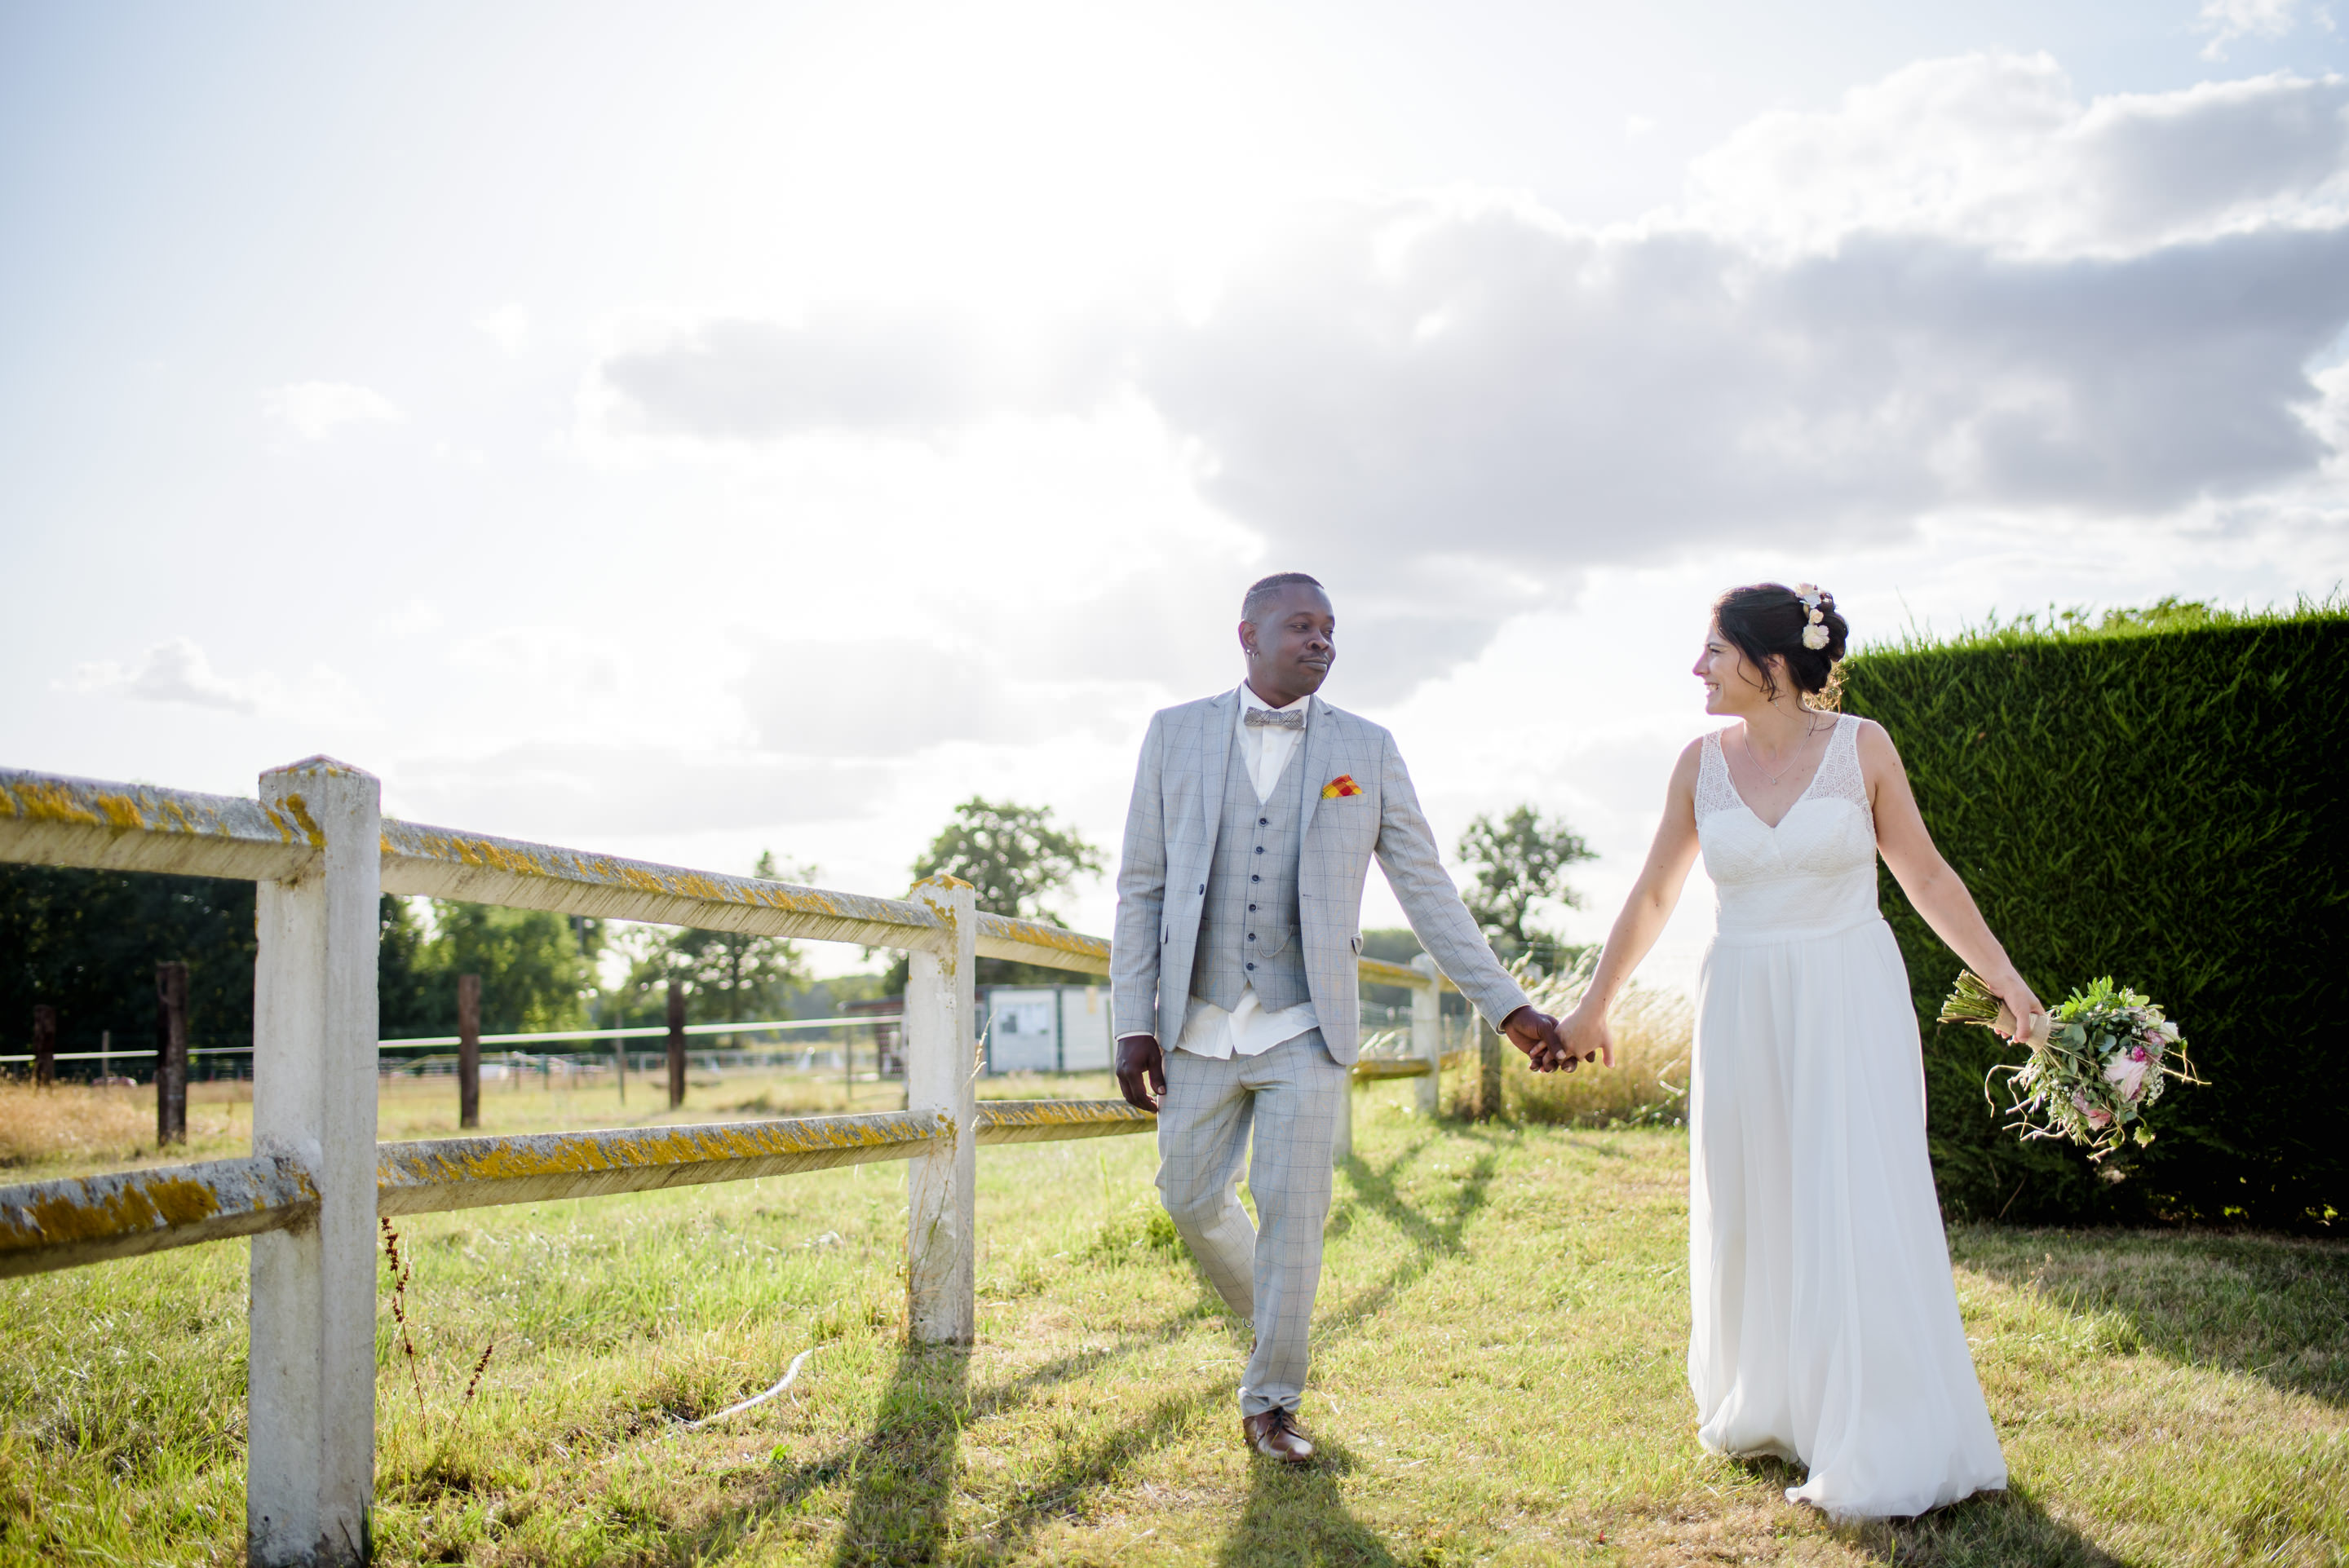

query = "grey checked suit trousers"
1157;1029;1348;1417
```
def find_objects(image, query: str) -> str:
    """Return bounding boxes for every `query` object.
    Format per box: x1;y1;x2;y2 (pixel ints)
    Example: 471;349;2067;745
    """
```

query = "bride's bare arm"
1860;721;2045;1039
1551;740;1705;1069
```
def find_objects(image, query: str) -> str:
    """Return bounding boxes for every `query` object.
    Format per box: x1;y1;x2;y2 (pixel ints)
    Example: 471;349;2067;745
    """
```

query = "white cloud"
562;57;2349;605
70;637;260;713
263;380;405;439
595;307;1126;442
392;744;889;840
64;638;373;725
1683;55;2349;258
2198;0;2332;60
473;304;530;355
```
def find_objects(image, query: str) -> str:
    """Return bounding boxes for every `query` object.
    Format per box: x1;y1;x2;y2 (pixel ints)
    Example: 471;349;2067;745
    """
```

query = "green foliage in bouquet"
1843;596;2347;1229
1940;970;2197;1161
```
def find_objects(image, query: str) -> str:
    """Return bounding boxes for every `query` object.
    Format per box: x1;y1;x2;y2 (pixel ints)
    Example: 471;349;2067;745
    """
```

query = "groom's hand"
1116;1034;1168;1114
1501;1006;1573;1073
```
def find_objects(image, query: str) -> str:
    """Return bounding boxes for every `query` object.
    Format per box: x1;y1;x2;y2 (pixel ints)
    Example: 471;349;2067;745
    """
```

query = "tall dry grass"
0;1080;156;1168
1501;954;1692;1127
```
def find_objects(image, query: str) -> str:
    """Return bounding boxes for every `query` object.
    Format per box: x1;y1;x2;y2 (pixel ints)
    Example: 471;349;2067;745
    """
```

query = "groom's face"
1241;585;1336;704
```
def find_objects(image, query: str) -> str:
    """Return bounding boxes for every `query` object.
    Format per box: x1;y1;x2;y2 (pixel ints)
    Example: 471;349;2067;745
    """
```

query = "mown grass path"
3;1081;2344;1565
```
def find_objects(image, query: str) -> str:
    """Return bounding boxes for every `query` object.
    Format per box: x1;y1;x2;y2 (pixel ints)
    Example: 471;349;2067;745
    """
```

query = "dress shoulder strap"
1812;713;1870;809
1694;730;1743;819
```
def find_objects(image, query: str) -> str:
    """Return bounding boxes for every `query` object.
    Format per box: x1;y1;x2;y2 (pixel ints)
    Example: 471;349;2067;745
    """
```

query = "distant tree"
377;900;601;1040
896;798;1105;989
1456;806;1596;973
612;851;814;1031
0;866;256;1076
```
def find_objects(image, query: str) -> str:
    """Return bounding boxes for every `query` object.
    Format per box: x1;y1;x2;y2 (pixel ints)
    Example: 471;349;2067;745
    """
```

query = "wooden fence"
0;757;1458;1566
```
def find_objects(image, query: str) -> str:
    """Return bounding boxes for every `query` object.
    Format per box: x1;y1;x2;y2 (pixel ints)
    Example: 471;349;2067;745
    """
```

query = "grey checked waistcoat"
1190;740;1311;1013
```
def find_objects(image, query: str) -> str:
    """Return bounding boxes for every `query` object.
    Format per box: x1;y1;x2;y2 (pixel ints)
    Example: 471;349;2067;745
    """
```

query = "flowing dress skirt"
1688;915;2006;1520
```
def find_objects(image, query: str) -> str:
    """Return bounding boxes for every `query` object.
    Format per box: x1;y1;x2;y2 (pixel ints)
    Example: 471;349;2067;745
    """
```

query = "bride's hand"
1991;977;2049;1047
1547;1000;1615;1072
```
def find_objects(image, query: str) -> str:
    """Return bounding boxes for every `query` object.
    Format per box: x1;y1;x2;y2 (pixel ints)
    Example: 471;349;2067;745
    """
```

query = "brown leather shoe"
1242;1407;1316;1464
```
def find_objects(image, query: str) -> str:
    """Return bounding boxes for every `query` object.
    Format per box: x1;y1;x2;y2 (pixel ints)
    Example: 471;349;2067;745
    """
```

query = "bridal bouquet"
1940;971;2199;1160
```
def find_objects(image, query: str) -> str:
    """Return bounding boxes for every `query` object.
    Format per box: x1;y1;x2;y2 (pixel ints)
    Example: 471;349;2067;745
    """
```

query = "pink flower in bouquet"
2130;1044;2150;1062
2103;1054;2150;1103
2072;1092;2114;1129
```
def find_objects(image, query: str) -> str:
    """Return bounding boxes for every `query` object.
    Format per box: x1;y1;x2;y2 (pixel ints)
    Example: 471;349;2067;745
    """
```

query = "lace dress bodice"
1696;714;1880;941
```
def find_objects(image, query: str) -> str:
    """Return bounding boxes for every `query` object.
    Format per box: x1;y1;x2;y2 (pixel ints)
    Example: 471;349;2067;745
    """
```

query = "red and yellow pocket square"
1320;775;1364;799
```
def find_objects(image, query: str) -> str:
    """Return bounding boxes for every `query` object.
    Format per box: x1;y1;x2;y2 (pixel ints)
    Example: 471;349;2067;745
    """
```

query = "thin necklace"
1741;717;1825;786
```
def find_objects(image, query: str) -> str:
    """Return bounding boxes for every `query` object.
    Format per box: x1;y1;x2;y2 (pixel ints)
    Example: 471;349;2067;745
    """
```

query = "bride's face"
1693;621;1767;716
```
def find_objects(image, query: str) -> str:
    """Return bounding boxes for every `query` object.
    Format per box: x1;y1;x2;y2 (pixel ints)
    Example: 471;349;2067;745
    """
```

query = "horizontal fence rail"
0;1152;320;1277
2;1100;1163;1277
1;758;1477;1566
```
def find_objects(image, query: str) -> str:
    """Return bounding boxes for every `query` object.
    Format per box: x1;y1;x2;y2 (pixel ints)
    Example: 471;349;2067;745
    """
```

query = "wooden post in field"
666;981;686;1110
1477;1017;1502;1121
247;757;380;1566
155;963;188;1143
1411;955;1443;1116
31;1005;55;1087
456;974;481;1130
611;1019;626;1107
905;875;977;1344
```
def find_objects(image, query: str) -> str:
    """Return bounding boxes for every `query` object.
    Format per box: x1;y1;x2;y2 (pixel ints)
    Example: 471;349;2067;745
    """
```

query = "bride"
1547;583;2040;1520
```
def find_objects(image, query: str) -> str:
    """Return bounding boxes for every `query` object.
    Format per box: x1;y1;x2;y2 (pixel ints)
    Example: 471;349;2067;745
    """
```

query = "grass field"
2;1077;2345;1566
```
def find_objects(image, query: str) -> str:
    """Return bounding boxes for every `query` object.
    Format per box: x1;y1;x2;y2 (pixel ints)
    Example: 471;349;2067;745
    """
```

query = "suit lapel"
1297;696;1330;839
1201;688;1237;855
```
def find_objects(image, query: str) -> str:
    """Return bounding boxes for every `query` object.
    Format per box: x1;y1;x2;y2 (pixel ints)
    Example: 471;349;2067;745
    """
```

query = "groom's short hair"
1242;572;1325;623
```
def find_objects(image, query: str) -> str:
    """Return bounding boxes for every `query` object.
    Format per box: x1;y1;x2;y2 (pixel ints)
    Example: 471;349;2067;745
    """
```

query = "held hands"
1527;999;1615;1075
1116;1034;1168;1113
1502;1005;1600;1074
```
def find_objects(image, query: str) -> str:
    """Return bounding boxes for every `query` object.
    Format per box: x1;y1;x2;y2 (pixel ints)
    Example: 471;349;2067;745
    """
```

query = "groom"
1113;572;1573;1463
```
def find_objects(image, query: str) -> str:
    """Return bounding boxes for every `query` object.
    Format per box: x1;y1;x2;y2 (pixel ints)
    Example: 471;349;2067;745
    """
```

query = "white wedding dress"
1688;714;2006;1520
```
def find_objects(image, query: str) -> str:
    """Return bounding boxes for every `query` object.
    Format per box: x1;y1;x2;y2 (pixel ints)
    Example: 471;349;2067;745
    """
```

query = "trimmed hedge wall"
1842;602;2347;1230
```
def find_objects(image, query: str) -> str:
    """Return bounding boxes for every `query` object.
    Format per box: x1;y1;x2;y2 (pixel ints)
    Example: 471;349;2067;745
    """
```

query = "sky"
4;0;2347;992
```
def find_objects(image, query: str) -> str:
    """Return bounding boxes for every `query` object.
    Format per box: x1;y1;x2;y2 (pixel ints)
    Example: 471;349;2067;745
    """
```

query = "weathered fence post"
905;875;976;1344
456;974;481;1130
155;963;188;1143
1476;1018;1502;1121
31;1005;55;1088
666;981;686;1110
247;757;380;1568
1411;956;1442;1116
611;1021;626;1107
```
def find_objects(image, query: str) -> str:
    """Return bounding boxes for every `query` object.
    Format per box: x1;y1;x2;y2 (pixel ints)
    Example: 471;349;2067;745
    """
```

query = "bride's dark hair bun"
1713;582;1848;709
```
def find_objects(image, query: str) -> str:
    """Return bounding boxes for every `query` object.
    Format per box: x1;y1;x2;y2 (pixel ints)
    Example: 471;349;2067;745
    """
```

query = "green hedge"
1842;599;2347;1230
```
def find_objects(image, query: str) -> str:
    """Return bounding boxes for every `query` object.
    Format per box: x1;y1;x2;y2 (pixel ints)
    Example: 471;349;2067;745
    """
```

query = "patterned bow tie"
1245;708;1306;731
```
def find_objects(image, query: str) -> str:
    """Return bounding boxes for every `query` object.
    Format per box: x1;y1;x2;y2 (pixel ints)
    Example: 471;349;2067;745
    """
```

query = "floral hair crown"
1794;583;1834;651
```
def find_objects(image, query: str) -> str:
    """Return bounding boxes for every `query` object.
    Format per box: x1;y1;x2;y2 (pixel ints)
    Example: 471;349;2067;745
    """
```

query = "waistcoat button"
1254;846;1265;854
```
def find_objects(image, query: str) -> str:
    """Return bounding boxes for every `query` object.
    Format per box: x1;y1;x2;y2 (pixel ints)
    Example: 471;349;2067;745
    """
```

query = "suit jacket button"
1248;903;1257;912
1246;962;1256;971
1251;874;1260;882
1255;846;1265;854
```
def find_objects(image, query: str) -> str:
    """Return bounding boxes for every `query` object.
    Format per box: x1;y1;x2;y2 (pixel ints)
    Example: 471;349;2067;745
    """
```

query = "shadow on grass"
824;1342;972;1567
1319;1138;1498;1331
1216;1443;1409;1568
635;1133;1500;1564
1727;1457;2117;1567
1950;1224;2349;1408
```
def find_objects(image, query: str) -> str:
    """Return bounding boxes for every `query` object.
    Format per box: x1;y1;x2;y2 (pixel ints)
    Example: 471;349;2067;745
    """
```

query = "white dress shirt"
1167;683;1324;1060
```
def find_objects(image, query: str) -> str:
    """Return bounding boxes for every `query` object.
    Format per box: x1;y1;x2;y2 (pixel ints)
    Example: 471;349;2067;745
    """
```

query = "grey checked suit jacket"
1112;689;1530;1066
